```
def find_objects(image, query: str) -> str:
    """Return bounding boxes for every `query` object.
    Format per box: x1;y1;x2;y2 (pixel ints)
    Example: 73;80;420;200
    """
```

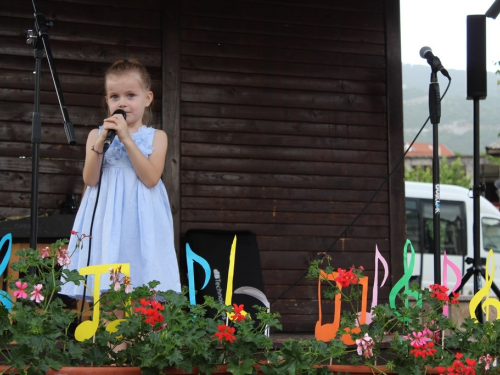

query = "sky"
400;0;500;72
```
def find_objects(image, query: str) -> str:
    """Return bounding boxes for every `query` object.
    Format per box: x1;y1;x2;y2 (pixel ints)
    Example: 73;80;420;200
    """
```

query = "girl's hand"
102;112;130;143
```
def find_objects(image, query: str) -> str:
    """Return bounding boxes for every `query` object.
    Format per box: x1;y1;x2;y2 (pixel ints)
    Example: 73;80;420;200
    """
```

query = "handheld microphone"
103;109;126;153
419;46;451;79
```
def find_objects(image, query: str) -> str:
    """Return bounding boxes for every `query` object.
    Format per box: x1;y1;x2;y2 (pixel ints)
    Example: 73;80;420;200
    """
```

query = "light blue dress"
61;125;181;300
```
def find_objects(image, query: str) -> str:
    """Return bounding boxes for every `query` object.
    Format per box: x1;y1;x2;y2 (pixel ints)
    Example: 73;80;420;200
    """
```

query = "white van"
405;181;500;298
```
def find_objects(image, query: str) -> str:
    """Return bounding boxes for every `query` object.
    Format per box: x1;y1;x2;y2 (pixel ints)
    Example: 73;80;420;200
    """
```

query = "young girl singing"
61;59;181;299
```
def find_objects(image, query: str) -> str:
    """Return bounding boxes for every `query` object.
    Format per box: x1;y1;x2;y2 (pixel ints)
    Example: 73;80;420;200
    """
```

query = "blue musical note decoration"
0;234;13;311
186;243;211;305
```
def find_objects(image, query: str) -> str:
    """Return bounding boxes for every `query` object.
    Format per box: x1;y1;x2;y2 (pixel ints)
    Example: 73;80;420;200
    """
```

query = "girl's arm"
82;129;106;186
122;129;168;188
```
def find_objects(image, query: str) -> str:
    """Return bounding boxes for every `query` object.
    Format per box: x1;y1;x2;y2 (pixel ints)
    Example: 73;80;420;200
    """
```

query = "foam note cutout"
0;234;13;311
470;250;500;321
442;251;462;317
389;239;421;317
315;270;369;345
186;243;211;305
74;263;130;342
361;245;389;324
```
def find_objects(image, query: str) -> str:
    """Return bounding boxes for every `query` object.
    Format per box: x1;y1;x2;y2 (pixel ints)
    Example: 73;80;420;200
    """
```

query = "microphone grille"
419;46;432;59
112;109;127;120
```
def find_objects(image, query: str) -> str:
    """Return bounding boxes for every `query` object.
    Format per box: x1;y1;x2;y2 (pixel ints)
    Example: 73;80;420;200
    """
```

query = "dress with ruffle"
61;125;181;300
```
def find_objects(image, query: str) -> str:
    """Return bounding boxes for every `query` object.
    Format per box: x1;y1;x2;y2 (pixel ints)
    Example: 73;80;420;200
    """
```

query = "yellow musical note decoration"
315;270;369;345
469;250;500;322
74;263;130;342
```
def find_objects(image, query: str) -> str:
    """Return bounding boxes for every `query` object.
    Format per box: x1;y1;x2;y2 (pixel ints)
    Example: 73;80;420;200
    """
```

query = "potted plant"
305;253;500;374
1;233;500;375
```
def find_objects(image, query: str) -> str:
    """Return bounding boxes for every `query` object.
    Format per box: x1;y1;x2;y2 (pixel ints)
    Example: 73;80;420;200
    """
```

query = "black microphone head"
112;109;126;120
419;46;432;59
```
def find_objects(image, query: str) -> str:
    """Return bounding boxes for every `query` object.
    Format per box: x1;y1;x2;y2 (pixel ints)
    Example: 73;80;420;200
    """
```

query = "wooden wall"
0;0;405;333
167;0;405;331
0;0;162;219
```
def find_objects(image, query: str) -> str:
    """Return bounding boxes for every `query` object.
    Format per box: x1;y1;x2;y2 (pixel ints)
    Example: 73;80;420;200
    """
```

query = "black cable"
269;78;452;306
78;150;106;321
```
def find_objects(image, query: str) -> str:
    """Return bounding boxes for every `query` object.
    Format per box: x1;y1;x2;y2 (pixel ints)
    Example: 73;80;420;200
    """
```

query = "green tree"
405;157;471;188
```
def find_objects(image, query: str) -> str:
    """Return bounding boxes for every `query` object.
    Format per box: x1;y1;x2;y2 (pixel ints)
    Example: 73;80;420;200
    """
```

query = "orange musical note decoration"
315;270;369;345
74;263;130;342
469;250;500;322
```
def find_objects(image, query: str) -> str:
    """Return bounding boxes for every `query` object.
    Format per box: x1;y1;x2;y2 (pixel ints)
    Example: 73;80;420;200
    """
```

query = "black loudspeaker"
467;15;487;100
184;229;266;319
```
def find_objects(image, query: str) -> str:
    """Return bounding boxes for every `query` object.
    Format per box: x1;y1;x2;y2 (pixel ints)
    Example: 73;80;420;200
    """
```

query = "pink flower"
13;281;28;299
56;247;71;267
114;281;121;292
479;354;498;370
30;284;44;303
71;230;77;235
40;247;50;259
356;333;374;358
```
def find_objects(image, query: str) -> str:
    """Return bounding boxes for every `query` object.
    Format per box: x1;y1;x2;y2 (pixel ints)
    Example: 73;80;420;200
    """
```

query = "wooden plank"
181;56;386;82
0;36;161;67
0;55;162;80
181;222;389;238
181;210;389;227
0;102;161;129
0;207;31;220
0;171;84;194
181;171;389;191
181;185;389;203
181;29;385;56
162;0;182;254
181;83;386;113
0;16;161;48
50;0;161;9
181;130;387;152
182;143;387;164
0;191;77;210
181;157;388;177
0;156;83;174
181;117;387;137
0;87;161;114
257;236;390;253
181;102;386;126
182;15;385;43
181;1;384;30
181;69;386;95
2;1;161;29
0;121;91;145
0;68;163;96
247;0;384;13
0;141;84;159
182;41;385;69
182;197;388;215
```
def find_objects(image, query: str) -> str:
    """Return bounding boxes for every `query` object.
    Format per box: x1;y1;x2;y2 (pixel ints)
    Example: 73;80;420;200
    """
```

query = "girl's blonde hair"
104;59;153;125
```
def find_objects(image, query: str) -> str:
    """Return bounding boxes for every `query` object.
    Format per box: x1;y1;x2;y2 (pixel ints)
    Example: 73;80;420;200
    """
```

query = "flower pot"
0;364;444;374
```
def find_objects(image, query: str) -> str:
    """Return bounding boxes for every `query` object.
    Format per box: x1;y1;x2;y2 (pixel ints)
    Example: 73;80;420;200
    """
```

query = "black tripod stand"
452;256;500;301
453;15;489;323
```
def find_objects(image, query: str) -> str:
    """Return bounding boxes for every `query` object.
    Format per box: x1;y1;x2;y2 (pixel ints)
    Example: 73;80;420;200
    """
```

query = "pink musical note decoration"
442;251;462;317
362;245;389;324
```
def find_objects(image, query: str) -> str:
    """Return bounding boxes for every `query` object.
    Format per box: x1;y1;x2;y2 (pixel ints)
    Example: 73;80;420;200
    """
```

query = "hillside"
403;64;500;155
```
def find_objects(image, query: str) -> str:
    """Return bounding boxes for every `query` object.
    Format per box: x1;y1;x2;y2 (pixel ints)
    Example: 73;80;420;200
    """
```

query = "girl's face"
105;72;153;130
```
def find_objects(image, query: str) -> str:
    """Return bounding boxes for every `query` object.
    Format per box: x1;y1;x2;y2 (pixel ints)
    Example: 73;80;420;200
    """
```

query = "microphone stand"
429;70;441;286
26;0;77;252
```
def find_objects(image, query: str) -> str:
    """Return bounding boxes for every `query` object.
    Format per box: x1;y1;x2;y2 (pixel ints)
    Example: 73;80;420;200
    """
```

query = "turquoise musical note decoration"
0;233;13;311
